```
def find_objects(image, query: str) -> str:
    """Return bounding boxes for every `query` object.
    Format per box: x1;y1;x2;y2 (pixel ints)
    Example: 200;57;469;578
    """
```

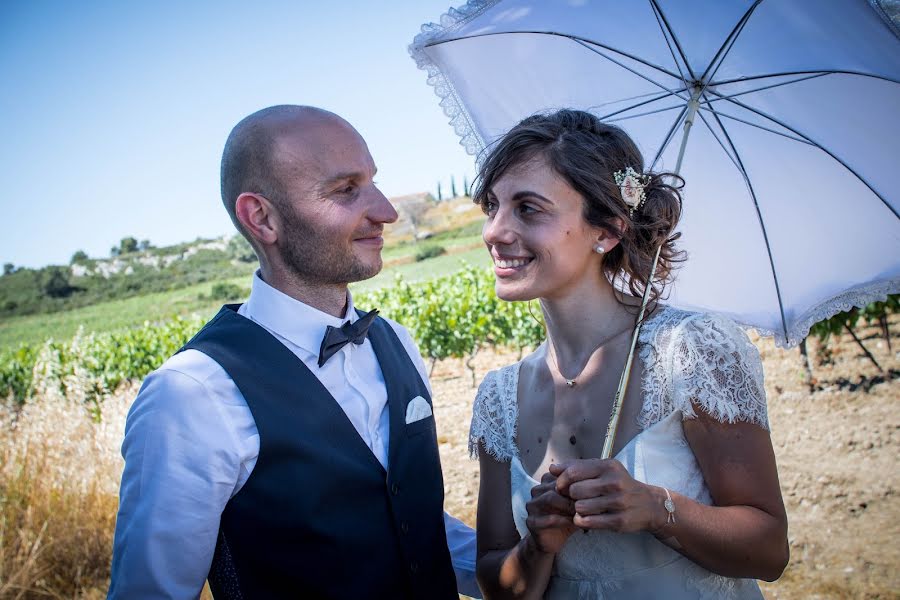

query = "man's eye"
481;200;498;215
518;203;538;215
338;185;356;195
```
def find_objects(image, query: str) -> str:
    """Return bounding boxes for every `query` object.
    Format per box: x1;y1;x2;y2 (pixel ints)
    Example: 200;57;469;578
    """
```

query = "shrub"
208;282;249;300
414;245;446;262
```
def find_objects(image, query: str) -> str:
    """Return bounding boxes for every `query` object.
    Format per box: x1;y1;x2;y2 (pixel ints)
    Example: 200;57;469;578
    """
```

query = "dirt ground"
430;318;899;599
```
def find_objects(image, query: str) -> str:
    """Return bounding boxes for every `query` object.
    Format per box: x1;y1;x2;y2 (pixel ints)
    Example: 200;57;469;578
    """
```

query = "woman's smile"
491;252;534;276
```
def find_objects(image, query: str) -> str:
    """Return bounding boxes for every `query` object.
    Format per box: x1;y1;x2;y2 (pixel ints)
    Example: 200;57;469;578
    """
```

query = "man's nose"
368;184;398;224
482;205;516;246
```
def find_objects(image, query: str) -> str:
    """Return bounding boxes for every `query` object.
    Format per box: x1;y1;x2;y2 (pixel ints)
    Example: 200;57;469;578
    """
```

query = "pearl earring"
595;245;605;254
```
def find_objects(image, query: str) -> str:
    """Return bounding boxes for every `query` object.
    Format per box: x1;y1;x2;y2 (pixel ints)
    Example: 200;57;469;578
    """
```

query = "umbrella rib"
648;0;690;86
596;89;678;107
649;0;696;81
699;103;791;343
607;103;686;123
698;0;764;85
707;90;900;220
706;110;814;146
711;69;900;87
573;39;688;100
649;104;690;171
595;89;686;121
695;109;741;172
425;31;683;82
702;73;830;106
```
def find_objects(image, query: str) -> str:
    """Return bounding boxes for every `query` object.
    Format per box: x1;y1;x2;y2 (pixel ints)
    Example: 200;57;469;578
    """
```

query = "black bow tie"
317;309;379;367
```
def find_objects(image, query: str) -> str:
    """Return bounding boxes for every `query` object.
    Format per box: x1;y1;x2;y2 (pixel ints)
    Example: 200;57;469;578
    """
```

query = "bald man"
108;106;478;599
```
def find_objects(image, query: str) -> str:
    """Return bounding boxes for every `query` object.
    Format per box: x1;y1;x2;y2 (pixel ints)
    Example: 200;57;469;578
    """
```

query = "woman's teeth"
495;258;530;268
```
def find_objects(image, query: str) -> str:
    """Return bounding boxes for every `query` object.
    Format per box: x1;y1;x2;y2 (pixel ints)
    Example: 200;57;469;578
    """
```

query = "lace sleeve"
671;313;769;430
468;366;518;462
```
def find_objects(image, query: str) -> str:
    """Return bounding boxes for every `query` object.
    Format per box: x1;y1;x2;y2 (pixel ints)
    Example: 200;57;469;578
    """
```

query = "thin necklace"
548;325;634;388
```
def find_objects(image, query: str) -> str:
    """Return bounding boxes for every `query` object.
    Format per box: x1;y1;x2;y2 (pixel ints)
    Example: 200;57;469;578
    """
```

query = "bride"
469;109;789;599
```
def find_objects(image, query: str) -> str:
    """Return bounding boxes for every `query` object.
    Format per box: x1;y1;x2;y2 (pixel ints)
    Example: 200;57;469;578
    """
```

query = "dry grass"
0;349;130;599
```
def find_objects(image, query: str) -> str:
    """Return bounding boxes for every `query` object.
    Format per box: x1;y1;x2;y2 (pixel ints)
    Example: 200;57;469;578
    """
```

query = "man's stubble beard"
278;208;381;286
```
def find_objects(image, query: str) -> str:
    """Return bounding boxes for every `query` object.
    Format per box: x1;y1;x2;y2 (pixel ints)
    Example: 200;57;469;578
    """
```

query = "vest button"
401;521;409;534
391;483;400;495
410;561;419;574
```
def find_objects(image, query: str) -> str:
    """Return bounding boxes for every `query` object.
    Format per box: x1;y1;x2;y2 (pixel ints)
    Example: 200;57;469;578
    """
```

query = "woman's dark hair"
473;109;685;305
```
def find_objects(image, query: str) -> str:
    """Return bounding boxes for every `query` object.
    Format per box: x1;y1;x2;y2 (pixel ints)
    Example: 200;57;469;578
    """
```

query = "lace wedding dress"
470;307;769;599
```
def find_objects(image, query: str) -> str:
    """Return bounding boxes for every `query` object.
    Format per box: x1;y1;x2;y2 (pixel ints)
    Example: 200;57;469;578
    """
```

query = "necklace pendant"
565;379;576;388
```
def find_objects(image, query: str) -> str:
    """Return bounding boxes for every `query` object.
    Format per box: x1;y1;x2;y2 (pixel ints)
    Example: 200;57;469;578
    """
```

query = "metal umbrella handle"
600;89;701;459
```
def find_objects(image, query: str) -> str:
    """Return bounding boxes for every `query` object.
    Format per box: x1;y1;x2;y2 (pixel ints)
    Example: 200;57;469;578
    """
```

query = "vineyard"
0;264;896;404
0;265;543;404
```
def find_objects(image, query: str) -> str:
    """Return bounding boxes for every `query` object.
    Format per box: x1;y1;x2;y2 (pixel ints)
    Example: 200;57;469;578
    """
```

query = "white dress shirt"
108;272;479;599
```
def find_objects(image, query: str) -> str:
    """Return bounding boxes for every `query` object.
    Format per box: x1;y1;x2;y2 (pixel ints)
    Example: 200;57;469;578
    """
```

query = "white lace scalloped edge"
747;278;900;349
408;0;502;158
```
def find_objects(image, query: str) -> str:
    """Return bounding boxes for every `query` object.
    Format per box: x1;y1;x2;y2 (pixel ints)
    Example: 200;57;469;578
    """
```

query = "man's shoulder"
150;348;230;387
127;349;247;438
131;349;236;418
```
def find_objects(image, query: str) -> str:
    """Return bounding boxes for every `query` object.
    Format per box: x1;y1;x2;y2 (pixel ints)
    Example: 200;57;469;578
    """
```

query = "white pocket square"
405;395;433;424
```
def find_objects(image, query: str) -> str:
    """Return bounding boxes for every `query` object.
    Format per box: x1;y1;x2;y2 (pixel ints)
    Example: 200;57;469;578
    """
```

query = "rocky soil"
431;318;899;599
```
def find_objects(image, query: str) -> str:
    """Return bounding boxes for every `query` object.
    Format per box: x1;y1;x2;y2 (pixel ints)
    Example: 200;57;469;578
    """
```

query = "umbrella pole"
601;90;701;459
600;244;662;458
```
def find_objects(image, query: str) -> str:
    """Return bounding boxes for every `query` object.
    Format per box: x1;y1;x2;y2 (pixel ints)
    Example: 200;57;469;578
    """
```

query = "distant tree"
71;250;88;264
463;175;470;197
110;246;120;257
451;175;457;198
436;181;443;202
138;239;153;251
42;266;73;298
119;237;139;254
2;263;13;276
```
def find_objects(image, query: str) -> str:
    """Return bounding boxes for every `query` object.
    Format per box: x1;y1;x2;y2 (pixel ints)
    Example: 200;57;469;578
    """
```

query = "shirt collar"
242;270;358;355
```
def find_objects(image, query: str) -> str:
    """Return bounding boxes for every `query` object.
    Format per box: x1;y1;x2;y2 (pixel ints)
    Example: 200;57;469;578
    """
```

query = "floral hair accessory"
613;166;649;217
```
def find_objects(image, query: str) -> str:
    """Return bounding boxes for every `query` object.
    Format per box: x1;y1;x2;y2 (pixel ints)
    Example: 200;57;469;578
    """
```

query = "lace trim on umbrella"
409;0;504;158
749;278;900;349
869;0;900;39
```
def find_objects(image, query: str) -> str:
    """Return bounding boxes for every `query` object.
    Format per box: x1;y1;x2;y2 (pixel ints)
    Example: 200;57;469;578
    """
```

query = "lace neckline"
471;303;770;474
503;305;674;469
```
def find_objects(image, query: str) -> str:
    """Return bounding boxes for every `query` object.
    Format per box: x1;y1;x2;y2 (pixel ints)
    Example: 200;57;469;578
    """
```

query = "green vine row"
1;265;895;404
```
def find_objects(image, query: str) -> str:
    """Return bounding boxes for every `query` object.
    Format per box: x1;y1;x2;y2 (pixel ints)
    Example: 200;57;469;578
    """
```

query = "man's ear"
235;192;278;246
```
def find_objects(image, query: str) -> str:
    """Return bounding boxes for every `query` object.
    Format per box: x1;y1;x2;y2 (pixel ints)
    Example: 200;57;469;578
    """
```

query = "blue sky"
0;1;478;268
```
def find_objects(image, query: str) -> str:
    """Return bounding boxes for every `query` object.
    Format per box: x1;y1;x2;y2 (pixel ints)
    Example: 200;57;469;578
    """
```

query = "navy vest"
181;305;458;599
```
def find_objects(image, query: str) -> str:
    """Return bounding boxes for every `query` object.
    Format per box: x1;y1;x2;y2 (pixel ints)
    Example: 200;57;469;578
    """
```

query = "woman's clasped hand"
549;459;669;534
524;471;578;555
525;459;672;555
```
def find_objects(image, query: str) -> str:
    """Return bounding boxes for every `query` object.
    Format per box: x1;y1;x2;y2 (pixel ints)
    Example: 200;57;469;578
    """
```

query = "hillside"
0;194;484;324
0;196;486;349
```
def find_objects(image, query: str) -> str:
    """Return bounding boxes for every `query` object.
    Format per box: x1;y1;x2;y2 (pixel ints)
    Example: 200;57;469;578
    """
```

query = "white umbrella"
410;0;900;349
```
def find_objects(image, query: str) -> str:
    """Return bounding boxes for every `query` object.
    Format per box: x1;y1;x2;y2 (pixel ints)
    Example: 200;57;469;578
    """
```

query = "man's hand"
525;472;578;554
550;459;666;535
